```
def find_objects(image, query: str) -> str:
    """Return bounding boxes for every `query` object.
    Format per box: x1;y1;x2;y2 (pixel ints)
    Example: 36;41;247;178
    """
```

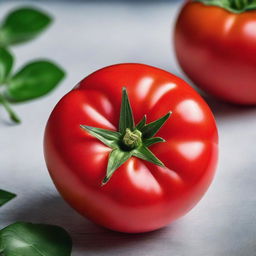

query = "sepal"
80;125;121;148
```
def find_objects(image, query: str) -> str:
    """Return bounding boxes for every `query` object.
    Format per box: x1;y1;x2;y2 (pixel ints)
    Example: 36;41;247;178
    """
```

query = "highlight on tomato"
44;63;218;233
175;0;256;105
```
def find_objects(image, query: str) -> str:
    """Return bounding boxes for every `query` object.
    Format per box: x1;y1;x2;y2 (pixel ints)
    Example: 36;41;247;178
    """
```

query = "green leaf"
133;146;165;167
80;125;121;148
0;7;52;46
0;189;16;207
141;112;171;139
0;47;13;84
143;137;165;147
5;60;65;102
136;115;146;130
0;222;72;256
102;149;132;185
119;87;135;134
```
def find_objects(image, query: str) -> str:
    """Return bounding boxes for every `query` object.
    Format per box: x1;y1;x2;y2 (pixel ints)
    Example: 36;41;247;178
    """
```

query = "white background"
0;1;256;255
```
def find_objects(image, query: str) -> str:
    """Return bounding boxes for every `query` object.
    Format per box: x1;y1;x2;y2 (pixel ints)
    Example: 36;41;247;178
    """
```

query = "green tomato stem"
122;128;142;149
80;87;170;185
232;0;247;9
195;0;256;13
0;94;21;123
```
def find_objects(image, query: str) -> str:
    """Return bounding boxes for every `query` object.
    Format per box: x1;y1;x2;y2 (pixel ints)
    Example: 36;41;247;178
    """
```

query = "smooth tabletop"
0;1;256;256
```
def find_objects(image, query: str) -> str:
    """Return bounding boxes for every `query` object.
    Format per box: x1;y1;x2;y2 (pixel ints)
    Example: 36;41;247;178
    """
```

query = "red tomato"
175;1;256;105
44;63;218;233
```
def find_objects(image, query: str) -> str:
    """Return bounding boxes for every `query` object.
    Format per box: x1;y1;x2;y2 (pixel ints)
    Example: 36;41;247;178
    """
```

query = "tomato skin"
175;1;256;105
44;63;218;233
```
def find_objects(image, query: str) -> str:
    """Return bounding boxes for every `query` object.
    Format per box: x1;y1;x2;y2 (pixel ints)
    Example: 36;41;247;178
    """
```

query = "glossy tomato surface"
44;63;218;233
175;1;256;105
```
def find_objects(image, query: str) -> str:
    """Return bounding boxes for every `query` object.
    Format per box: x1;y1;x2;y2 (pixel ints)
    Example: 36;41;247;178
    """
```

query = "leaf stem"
0;94;21;123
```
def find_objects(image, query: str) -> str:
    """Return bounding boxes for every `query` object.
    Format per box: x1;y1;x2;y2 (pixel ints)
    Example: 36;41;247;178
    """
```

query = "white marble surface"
1;1;256;255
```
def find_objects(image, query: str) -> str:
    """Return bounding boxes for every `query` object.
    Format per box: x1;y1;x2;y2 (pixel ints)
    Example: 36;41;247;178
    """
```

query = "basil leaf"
0;189;16;207
0;47;13;84
5;60;65;102
0;7;52;46
0;222;72;256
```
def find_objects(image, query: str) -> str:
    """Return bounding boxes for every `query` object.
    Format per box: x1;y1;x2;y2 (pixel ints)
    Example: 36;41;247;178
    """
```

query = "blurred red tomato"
175;1;256;105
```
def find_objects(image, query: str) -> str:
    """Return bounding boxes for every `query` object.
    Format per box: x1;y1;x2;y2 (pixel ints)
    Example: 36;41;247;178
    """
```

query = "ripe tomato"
175;0;256;105
44;63;218;233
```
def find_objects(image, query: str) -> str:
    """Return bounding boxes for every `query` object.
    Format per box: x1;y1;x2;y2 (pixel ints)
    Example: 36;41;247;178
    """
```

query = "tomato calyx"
194;0;256;13
80;87;171;185
122;128;142;149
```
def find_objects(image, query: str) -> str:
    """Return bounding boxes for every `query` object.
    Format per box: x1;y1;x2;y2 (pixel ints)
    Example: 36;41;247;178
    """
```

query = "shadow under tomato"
203;95;256;119
4;194;176;254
